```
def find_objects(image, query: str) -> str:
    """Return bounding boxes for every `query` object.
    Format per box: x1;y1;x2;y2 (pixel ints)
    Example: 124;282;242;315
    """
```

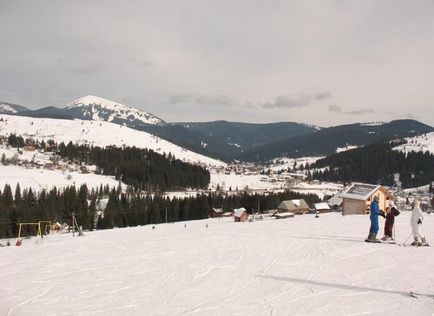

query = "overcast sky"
1;1;434;126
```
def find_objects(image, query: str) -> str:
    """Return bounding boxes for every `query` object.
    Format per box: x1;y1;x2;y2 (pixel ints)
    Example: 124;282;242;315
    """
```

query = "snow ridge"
65;95;165;125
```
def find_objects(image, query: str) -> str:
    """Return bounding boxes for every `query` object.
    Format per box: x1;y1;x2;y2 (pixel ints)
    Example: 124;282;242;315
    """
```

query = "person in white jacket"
410;200;426;246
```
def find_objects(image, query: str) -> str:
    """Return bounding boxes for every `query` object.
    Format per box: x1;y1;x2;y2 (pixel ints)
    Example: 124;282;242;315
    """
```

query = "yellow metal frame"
38;221;52;235
17;222;42;240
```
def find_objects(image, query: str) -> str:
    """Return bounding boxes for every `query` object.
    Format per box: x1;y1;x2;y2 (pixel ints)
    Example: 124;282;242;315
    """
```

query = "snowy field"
0;165;123;191
1;212;434;315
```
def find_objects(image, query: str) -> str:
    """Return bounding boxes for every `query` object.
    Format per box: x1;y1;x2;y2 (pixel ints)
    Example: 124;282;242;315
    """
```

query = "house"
340;182;393;215
222;211;234;217
234;207;248;222
209;208;224;218
327;193;343;211
313;202;331;213
277;199;309;215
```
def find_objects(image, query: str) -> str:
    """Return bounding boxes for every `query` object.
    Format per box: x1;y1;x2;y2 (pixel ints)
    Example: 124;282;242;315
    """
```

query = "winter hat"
389;201;395;207
373;196;379;201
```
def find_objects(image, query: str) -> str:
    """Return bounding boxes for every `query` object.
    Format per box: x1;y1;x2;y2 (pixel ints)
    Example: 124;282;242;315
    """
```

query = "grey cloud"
328;104;342;113
329;105;375;115
169;93;234;106
314;92;332;100
344;109;375;115
262;92;331;109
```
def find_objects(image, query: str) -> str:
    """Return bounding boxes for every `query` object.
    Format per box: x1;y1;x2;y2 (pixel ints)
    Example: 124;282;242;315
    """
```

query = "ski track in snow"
1;212;434;315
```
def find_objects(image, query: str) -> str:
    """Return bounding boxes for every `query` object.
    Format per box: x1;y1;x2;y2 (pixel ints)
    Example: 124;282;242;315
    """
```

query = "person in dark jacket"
365;196;385;242
381;201;400;241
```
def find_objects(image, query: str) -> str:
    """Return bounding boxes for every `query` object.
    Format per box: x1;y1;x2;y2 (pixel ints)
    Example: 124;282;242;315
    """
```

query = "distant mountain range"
238;120;434;161
2;95;433;162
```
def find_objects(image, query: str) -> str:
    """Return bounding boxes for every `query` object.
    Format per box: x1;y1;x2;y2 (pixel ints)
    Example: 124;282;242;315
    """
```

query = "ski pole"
403;233;412;246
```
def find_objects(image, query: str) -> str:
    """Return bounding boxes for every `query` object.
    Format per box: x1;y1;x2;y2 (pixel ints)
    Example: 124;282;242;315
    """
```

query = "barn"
340;183;393;215
209;208;224;218
277;199;309;215
234;207;249;222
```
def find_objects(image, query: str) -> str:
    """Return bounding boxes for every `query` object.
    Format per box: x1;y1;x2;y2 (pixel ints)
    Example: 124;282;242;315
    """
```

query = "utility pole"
165;207;168;224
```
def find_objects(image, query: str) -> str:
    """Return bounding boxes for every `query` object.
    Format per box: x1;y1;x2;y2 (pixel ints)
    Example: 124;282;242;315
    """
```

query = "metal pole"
72;212;75;237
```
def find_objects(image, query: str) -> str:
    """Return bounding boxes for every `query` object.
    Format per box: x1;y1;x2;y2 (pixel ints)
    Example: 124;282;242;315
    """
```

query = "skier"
381;201;400;241
365;196;385;242
410;200;428;246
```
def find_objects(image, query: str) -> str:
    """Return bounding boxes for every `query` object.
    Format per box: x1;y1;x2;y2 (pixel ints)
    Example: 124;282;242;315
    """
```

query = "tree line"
310;142;434;188
0;183;320;239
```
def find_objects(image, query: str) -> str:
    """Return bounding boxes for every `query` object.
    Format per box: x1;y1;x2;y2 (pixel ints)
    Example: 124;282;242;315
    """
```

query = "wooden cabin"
234;207;248;222
340;183;393;215
313;202;331;213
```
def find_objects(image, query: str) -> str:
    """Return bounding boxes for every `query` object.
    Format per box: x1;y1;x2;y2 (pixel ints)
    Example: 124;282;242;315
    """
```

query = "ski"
409;291;434;299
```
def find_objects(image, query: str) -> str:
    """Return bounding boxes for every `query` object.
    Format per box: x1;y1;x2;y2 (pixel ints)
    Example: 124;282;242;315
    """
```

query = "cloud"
344;109;375;115
314;92;332;100
169;93;234;106
328;104;342;113
329;104;375;115
262;92;332;109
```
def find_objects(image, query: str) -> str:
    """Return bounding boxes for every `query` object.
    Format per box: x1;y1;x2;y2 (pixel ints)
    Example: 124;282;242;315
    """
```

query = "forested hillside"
57;142;211;191
311;142;434;188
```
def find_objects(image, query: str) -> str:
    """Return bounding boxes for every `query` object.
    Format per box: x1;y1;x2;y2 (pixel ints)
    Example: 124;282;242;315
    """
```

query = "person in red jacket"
381;201;400;241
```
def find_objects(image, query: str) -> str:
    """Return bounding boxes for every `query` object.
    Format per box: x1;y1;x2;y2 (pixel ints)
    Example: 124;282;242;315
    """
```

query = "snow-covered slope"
65;95;165;125
0;165;123;192
0;102;29;114
393;132;434;155
1;212;433;315
0;114;225;167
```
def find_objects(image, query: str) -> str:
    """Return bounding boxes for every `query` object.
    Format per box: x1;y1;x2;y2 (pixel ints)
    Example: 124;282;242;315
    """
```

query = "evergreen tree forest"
0;183;320;239
310;142;434;188
56;142;210;191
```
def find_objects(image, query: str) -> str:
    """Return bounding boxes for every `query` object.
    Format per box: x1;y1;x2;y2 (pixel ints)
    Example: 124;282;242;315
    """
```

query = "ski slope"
394;132;434;155
0;114;225;167
1;212;433;315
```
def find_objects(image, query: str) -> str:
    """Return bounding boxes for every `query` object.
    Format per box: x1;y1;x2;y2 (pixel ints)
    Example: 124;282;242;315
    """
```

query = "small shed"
234;207;248;222
209;208;224;218
340;183;392;215
277;199;309;215
313;202;331;213
275;212;295;219
327;193;343;211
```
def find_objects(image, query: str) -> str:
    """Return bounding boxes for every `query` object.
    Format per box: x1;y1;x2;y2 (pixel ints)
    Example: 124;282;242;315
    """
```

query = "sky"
1;0;434;127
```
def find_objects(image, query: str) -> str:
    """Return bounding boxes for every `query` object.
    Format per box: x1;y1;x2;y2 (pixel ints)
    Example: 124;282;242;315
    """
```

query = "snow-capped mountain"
0;102;29;114
64;95;165;126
